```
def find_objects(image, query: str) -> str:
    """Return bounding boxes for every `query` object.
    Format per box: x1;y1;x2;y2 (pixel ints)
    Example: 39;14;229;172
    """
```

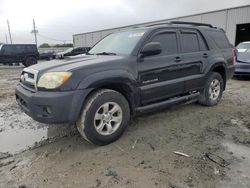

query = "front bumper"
15;84;92;124
234;61;250;76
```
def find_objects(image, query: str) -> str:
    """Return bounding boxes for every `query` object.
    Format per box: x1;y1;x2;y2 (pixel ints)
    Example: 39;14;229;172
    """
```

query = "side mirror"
140;42;162;57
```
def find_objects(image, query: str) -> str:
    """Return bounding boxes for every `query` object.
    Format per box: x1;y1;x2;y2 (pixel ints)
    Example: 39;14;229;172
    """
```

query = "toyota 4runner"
15;22;235;145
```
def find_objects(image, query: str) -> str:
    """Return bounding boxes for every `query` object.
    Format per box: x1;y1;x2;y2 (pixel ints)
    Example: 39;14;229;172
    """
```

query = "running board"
136;92;200;114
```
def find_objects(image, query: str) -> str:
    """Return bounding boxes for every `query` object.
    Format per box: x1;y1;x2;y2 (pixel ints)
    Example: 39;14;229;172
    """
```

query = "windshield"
0;44;3;51
89;30;146;55
236;42;250;52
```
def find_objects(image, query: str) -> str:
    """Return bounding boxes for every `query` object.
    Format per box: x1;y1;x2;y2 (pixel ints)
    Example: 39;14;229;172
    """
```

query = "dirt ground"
0;65;250;188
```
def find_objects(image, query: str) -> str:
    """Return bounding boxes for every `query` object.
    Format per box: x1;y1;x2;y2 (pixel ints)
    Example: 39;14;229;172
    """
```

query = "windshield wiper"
95;52;116;55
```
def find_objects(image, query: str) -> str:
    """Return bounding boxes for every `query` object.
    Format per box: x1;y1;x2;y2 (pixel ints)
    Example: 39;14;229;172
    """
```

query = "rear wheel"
198;72;224;106
76;89;130;145
23;56;37;67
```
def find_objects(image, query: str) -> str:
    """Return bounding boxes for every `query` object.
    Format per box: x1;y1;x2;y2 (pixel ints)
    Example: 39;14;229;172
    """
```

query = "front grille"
20;68;39;91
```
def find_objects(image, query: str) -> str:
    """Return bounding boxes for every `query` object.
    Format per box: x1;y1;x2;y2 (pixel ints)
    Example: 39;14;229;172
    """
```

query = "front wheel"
198;72;224;106
23;57;37;67
76;89;130;145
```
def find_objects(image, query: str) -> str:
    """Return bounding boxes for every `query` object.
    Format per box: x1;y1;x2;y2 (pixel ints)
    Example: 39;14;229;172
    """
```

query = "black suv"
15;22;235;145
0;44;39;67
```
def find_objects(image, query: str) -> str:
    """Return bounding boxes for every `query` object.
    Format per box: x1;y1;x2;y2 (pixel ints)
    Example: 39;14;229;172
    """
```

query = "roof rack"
169;21;213;28
146;21;213;28
146;22;169;27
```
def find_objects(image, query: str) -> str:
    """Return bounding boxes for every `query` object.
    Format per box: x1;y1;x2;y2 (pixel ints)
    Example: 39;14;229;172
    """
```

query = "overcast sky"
0;0;249;45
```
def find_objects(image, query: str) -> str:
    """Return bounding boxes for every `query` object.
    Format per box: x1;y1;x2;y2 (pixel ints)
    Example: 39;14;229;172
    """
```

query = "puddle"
0;101;76;154
0;124;75;154
218;141;250;187
0;128;48;154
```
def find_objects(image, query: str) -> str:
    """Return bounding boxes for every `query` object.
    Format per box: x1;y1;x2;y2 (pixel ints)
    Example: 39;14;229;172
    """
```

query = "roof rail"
169;21;213;28
146;22;169;27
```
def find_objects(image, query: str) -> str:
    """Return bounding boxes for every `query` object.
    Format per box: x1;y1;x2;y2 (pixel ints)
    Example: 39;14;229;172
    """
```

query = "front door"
138;30;185;105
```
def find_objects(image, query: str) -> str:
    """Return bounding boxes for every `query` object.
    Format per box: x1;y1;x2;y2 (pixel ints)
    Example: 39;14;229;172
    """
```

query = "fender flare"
204;57;227;77
77;69;139;114
204;57;228;90
77;69;137;89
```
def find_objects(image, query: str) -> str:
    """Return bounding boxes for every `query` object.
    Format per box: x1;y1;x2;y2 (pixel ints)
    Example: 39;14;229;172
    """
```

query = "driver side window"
2;46;16;55
150;32;178;56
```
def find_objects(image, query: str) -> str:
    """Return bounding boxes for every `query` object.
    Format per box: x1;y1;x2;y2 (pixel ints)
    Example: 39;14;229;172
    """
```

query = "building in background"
73;5;250;47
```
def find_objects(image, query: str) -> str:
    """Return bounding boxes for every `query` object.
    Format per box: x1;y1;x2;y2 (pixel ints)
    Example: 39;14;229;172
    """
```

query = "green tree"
54;43;73;48
39;43;51;48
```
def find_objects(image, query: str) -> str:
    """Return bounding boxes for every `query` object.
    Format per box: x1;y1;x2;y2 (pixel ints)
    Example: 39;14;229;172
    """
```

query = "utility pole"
7;19;12;44
5;34;8;44
31;18;38;46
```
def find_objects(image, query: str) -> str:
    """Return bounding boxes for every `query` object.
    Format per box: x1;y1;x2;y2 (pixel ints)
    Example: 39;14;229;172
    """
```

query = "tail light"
232;48;236;64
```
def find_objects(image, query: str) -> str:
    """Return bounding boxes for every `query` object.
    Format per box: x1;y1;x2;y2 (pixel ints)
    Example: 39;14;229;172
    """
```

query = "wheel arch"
206;61;227;90
77;70;139;116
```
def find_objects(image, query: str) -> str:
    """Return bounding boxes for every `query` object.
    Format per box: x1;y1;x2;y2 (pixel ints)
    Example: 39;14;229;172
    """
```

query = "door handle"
203;53;208;58
175;56;182;62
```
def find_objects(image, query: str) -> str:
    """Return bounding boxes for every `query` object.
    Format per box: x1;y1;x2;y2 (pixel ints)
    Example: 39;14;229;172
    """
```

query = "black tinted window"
151;32;178;55
2;45;15;55
25;45;36;52
181;32;199;53
16;46;25;53
207;30;230;49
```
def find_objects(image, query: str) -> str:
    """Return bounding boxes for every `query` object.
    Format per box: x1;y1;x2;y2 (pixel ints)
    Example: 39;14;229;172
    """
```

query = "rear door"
15;45;26;62
138;30;185;104
178;29;209;92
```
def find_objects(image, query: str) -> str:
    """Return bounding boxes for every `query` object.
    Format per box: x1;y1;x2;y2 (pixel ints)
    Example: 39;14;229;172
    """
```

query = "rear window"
207;30;231;49
25;45;37;52
181;32;199;53
237;43;250;50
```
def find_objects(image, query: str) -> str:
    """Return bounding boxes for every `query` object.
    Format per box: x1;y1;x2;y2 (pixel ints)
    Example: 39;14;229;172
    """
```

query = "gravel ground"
0;65;250;188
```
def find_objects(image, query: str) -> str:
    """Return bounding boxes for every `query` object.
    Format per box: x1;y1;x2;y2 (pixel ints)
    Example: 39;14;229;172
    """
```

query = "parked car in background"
0;44;39;67
234;41;250;77
39;50;56;61
56;47;90;59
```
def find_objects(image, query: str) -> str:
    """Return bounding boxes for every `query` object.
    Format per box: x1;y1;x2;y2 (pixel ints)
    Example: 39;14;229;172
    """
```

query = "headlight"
37;72;72;89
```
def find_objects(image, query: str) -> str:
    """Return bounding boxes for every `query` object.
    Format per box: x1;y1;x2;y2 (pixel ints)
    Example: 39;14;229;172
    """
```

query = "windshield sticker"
128;32;145;38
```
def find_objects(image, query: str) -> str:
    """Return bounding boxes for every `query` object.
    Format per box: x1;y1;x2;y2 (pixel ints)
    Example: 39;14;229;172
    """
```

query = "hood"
236;52;250;63
28;55;126;73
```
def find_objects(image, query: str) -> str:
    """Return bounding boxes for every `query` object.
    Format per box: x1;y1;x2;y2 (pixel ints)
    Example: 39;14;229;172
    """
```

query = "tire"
23;56;37;67
76;89;130;145
198;72;224;106
46;56;52;61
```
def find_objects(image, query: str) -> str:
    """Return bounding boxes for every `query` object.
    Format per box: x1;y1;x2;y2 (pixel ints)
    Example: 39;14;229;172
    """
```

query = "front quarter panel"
77;69;137;90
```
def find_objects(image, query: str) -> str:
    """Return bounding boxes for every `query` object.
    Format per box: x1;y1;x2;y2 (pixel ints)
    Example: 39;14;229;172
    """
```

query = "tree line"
39;43;73;48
